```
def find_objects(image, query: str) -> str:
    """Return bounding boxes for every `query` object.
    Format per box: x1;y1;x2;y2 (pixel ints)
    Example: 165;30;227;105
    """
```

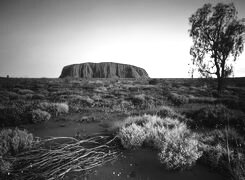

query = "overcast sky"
0;0;244;78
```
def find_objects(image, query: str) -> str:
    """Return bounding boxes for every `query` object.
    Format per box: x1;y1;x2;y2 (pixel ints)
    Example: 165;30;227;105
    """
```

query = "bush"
155;106;177;117
38;102;52;111
0;103;31;127
38;102;69;116
200;129;245;179
200;140;245;179
54;103;69;115
0;159;12;174
118;115;202;170
129;94;146;106
154;106;186;121
131;106;187;124
0;128;33;156
67;95;94;106
118;123;146;149
201;143;227;168
31;109;51;123
218;96;240;109
191;104;234;128
111;100;134;113
92;94;102;101
6;91;19;100
158;133;202;170
22;93;33;100
0;128;34;177
168;93;189;105
0;107;22;127
200;128;245;151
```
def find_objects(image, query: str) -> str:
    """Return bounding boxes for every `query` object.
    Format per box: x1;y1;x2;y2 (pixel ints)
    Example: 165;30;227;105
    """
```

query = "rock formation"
59;62;149;78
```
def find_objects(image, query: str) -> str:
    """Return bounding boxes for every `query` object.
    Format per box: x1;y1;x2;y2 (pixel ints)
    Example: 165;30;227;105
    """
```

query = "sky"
0;0;245;78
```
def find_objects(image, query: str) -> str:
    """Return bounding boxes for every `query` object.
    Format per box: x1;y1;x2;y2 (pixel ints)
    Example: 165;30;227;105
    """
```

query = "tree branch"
199;68;217;75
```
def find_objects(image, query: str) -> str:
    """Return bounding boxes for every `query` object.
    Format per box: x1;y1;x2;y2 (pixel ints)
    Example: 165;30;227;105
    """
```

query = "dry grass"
31;109;51;123
5;135;118;180
38;102;69;116
117;115;202;170
0;128;33;156
200;128;245;180
168;92;189;105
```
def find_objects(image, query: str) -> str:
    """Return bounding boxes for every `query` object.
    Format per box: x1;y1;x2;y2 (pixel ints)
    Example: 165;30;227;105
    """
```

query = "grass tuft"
118;115;202;170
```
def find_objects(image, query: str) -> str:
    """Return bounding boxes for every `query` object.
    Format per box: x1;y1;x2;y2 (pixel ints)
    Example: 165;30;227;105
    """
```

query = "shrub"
0;159;12;174
200;129;245;179
25;93;34;99
53;103;69;115
92;94;102;101
200;128;244;150
158;133;202;170
118;115;192;148
88;80;104;85
111;100;133;113
0;128;33;156
38;102;69;116
143;116;184;148
118;115;150;130
0;107;21;127
201;143;227;168
129;94;146;106
118;123;146;149
219;98;240;109
155;106;177;118
155;106;186;121
191;104;234;128
200;139;245;179
38;102;52;111
0;103;31;127
229;155;245;180
168;93;189;105
31;109;51;123
0;128;34;177
119;100;134;112
6;91;19;100
68;95;94;106
118;115;202;170
131;106;187;124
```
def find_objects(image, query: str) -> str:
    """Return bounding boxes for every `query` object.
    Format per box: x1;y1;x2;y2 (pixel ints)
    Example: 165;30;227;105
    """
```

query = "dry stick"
11;135;118;180
42;136;79;142
226;116;230;164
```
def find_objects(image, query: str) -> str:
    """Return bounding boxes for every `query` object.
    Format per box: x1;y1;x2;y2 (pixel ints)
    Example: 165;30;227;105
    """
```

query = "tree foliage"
189;3;245;92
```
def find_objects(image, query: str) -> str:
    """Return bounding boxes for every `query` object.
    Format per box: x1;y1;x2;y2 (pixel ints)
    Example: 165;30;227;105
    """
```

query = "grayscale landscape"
0;0;245;180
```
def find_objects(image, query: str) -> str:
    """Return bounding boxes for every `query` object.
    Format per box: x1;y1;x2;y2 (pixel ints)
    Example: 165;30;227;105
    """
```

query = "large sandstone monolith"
59;62;149;78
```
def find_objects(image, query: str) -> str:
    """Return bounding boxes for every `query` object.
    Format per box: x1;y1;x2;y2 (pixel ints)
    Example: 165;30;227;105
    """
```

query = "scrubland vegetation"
0;128;34;176
118;115;202;170
0;77;245;179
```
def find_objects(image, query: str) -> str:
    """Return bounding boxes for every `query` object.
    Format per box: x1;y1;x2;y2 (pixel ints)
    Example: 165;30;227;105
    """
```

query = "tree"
189;3;245;93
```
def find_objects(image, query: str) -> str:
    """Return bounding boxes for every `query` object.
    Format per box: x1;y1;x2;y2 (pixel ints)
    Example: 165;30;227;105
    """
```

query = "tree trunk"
217;77;223;96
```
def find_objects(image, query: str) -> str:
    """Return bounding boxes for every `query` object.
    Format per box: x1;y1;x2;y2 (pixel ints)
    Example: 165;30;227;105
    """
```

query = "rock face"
59;62;149;78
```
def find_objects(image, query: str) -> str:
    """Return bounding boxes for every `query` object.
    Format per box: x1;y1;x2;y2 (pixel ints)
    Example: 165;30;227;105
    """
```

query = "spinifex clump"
118;115;203;170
